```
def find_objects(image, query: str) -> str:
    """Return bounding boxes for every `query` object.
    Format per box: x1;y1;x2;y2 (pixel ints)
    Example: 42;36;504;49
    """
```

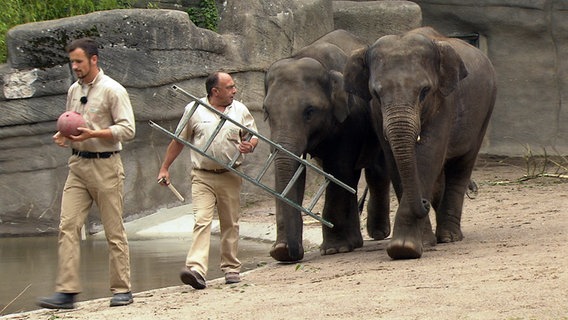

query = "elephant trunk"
274;153;306;260
383;105;430;218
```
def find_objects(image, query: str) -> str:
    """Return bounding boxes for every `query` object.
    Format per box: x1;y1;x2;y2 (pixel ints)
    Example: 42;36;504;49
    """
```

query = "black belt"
72;149;119;159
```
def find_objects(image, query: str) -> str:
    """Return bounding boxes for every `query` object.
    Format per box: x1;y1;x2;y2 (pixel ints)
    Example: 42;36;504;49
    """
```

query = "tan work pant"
186;169;242;278
55;154;131;294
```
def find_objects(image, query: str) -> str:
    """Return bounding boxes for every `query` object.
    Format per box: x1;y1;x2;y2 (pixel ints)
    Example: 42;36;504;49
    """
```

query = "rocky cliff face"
0;1;421;235
415;0;568;155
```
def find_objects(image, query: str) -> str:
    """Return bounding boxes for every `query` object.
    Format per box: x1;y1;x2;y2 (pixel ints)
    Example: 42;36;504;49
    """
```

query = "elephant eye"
419;86;431;102
303;106;315;121
262;106;270;121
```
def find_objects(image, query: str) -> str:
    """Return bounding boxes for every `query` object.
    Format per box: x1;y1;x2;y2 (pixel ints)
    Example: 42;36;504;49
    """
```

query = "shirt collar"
79;69;104;86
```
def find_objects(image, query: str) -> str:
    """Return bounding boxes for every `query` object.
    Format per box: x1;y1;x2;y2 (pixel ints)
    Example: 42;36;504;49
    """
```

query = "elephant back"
291;30;368;72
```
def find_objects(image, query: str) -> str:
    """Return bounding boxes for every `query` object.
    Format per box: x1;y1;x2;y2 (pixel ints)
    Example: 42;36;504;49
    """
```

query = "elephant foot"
422;226;437;247
436;228;464;243
270;242;304;262
319;237;363;256
320;245;352;256
368;227;391;241
387;238;422;260
367;212;391;240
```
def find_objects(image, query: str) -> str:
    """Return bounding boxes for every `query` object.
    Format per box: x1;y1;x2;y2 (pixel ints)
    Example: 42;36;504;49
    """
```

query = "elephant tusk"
417;135;421;142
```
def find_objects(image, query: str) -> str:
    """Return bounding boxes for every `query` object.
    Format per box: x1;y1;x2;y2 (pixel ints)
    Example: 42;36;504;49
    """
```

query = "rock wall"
413;0;568;156
0;1;421;235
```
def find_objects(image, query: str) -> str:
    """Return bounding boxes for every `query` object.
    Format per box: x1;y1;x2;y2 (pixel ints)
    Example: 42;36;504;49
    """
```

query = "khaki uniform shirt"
67;69;136;152
177;97;257;170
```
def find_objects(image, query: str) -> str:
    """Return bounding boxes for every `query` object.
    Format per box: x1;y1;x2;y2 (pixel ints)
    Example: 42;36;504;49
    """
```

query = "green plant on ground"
187;0;219;32
0;0;132;63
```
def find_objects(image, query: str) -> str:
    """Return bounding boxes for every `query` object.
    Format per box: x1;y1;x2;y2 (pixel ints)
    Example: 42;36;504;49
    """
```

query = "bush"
187;0;219;32
0;0;132;63
0;0;220;64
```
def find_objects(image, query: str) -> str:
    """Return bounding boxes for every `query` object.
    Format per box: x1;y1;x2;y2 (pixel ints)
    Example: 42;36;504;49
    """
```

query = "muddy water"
0;235;272;315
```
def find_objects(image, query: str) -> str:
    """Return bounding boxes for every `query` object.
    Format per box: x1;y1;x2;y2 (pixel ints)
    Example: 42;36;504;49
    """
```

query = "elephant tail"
358;186;368;215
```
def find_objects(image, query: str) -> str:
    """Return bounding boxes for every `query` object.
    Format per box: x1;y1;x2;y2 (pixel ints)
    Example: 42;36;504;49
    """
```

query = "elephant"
263;29;391;262
344;27;497;260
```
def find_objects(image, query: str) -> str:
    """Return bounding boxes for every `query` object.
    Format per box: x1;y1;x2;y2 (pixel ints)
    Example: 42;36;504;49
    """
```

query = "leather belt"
72;149;119;159
197;168;230;174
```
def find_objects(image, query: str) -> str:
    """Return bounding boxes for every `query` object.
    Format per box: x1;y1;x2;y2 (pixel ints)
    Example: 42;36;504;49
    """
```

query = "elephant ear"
329;70;350;123
343;47;371;101
437;41;469;97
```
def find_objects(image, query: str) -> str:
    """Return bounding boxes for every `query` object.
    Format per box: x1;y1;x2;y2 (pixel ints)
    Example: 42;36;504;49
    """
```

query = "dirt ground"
4;155;568;320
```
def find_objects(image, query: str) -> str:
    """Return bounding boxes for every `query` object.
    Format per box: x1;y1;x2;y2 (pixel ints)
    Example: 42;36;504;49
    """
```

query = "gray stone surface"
0;0;363;235
414;0;568;155
6;9;234;88
334;0;422;43
217;0;335;69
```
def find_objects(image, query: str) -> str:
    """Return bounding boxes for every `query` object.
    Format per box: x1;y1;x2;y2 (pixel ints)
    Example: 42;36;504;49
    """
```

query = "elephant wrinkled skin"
263;30;391;262
344;27;497;259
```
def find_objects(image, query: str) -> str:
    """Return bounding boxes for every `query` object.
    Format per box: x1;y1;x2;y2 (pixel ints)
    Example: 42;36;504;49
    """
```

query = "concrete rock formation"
414;0;568;155
334;0;422;43
0;1;421;235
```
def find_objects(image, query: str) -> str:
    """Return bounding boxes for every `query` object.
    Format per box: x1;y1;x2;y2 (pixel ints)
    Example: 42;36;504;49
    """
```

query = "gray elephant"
263;30;391;262
344;27;496;259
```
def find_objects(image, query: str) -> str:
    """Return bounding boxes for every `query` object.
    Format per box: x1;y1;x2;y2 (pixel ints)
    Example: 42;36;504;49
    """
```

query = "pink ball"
57;111;86;137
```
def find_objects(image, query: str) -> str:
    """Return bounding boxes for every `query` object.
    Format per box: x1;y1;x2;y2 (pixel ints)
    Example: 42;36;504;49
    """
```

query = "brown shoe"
225;272;240;284
180;267;206;289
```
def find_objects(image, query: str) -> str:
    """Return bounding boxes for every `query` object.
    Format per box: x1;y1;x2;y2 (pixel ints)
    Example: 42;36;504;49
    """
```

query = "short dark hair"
205;72;221;98
66;38;99;58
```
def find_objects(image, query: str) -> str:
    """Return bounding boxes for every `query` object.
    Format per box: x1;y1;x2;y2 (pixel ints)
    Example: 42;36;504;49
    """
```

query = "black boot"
37;292;77;309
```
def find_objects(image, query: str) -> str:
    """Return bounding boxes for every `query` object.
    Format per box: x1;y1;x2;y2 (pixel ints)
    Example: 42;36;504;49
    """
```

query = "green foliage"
145;2;160;9
187;0;219;32
0;0;132;63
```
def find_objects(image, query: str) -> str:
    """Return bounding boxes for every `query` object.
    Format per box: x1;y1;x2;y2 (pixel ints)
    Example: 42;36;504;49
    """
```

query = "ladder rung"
228;131;253;168
202;118;226;152
280;164;305;198
255;151;278;182
306;179;330;211
174;100;200;137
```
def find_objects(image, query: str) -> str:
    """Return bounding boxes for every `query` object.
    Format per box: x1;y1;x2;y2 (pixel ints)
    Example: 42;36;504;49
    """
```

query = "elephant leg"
270;242;304;263
364;166;391;240
270;213;305;262
422;215;437;247
435;156;476;243
320;182;363;256
388;208;427;259
422;173;445;247
387;138;447;259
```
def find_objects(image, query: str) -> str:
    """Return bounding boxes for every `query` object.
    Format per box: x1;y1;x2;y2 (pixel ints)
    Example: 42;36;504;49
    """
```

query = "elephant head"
344;28;468;258
263;57;350;261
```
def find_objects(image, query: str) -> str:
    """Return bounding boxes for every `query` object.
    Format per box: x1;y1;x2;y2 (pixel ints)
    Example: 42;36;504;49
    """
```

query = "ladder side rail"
171;85;355;195
149;120;333;228
274;192;332;228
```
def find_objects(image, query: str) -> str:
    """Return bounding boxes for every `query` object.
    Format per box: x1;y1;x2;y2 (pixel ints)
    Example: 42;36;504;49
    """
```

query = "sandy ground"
3;155;568;320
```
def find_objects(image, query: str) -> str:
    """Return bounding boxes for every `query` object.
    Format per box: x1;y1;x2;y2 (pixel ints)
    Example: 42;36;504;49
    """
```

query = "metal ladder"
149;85;356;228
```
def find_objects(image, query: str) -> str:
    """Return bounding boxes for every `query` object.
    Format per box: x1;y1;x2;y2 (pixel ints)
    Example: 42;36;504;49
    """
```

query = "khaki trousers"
55;154;131;294
186;169;242;277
